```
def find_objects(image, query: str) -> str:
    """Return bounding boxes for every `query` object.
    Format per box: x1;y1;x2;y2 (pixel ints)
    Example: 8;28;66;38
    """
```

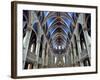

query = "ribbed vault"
23;11;79;55
40;11;78;55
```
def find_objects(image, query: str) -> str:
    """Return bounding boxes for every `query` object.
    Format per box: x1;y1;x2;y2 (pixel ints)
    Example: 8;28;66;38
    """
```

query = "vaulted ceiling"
39;11;78;54
23;11;79;55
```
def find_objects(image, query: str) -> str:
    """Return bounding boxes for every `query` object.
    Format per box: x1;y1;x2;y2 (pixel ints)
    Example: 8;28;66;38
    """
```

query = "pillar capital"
83;27;87;31
27;26;32;31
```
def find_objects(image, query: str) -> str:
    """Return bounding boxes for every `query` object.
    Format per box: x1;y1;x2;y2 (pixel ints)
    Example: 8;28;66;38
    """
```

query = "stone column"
23;30;32;69
45;51;48;67
76;36;84;66
68;48;71;66
65;52;67;65
42;39;46;67
71;37;77;65
35;38;41;68
82;14;91;58
23;11;33;69
77;14;91;66
75;25;83;66
65;49;69;66
70;46;73;66
51;53;54;67
45;44;49;67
